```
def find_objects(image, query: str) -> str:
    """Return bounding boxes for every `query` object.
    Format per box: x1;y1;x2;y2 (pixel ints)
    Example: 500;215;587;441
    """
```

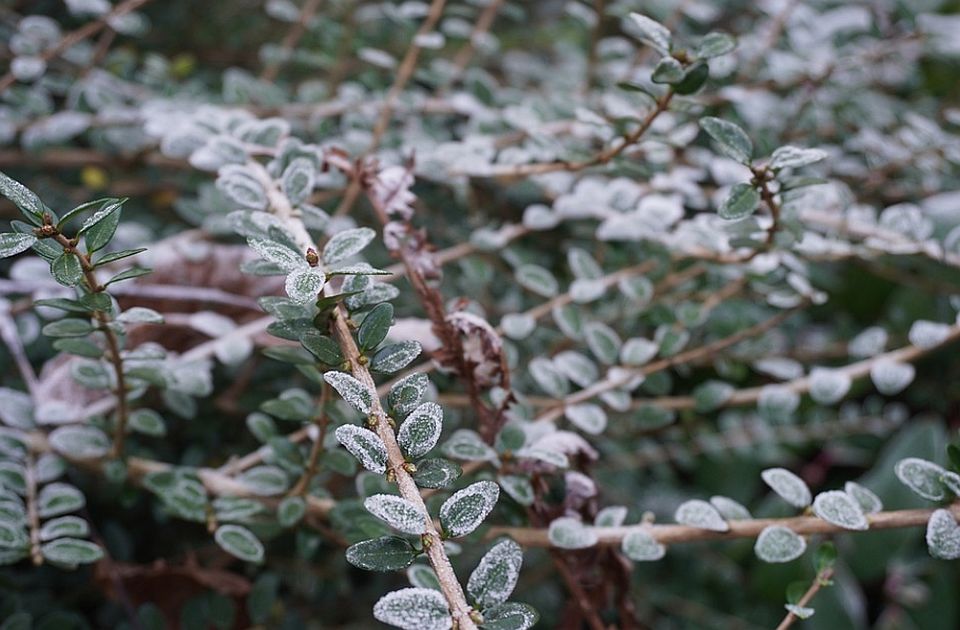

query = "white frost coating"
754;525;807;563
397;402;443;459
442;429;498;462
844;482;883;514
529;357;570;398
334;424;387;474
895;457;948;500
784;604;815;620
926;509;960;560
372;341;422;373
584;321;621;365
908;320;952;349
501;313;536;339
808;368;852;405
564;403;607;435
943;471;960;497
757;385;800;419
870;360;915;395
364;494;428;535
768;145;828;170
373;588;452;630
284;267;325;304
324;371;374;414
248;238;303;271
620;338;659;366
753;357;804;380
812;490;869;530
674;500;729;532
595;505;628;527
439;481;500;538
710;496;752;521
761;468;812;508
547;516;599;549
621;529;665;561
627;13;671;52
467;538;523;608
553;351;599;387
322;226;377;264
848;326;888;358
388;372;429;418
515;264;558;297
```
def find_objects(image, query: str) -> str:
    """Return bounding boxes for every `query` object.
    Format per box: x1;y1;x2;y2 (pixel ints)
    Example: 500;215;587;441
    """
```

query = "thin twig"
259;0;324;83
775;567;834;630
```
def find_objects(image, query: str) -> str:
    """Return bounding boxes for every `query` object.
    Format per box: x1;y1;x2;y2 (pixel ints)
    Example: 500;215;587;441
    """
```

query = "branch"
259;0;324;83
775;567;834;630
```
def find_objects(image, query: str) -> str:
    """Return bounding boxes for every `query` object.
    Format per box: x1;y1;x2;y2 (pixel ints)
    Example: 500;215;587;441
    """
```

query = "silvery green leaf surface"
467;538;523;608
870;360;915;395
564;403;607;435
621;529;666;561
439;480;499;538
761;468;812;508
324;371;374;413
515;264;558;297
808;368;851;405
442;429;498;462
844;482;883;514
397;401;443;459
548;516;598;549
627;13;671;52
768;145;828;170
700;117;753;164
895;457;948;501
214;524;264;563
674;500;729;532
373;588;451;630
754;526;806;563
710;496;752;521
323;227;376;264
926;509;960;560
812;490;868;530
364;494;428;535
334;424;387;474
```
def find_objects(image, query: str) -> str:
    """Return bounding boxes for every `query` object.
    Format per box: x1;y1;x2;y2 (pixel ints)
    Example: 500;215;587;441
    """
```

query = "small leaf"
0;233;37;258
397;402;443;459
528;357;569;398
812;491;868;530
564;403;607;435
699;117;753;164
281;157;315;205
373;588;451;630
584;321;621;365
249;238;304;271
926;509;960;560
468;538;523;608
80;199;123;252
324;371;374;413
371;341;422;373
285;267;325;303
37;483;85;518
870;360;915;395
809;368;851;404
41;318;93;338
844;482;883;514
412;458;462;489
674;500;728;531
442;429;498;462
39;515;89;542
51;253;84;287
908;320;951;349
439;480;500;538
48;425;110;459
214;524;265;563
651;57;684;84
358;303;393;351
0;171;46;220
710;496;752;520
40;537;103;565
389;372;429;418
548;516;598;549
346;536;418;571
595;506;628;527
277;496;306;527
516;264;558;297
407;564;441;590
754;526;806;563
300;331;344;365
481;602;539;630
128;408;166;437
334;424;387;474
895;457;947;501
622;529;666;561
696;32;736;58
216;165;267;210
718;183;760;220
364;494;428;535
627;13;671;52
761;468;812;508
323;227;376;264
768;145;828;171
498;475;534;506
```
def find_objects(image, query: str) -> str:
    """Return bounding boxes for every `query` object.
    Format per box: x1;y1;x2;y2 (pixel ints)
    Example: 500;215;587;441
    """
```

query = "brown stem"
550;550;607;630
775;568;834;630
289;386;331;496
447;0;504;86
24;453;42;566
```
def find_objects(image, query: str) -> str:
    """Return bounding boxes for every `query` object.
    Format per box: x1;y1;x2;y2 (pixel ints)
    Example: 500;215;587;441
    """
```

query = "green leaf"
56;197;115;228
40;537;103;565
358;302;393;351
0;233;37;258
0;170;46;221
105;267;152;286
41;318;93;338
128;409;166;437
769;145;828;171
334;424;387;474
439;480;500;538
468;538;522;608
397;402;443;459
300;331;344;365
814;542;837;572
718;183;761;220
389;373;429;418
373;588;451;630
39;515;89;541
371;341;422;373
699;117;753;164
754;525;807;563
364;494;428;534
622;528;665;561
48;425;111;459
80;199;124;253
628;13;671;53
324;371;375;414
93;247;147;266
277;495;306;527
346;536;418;571
34;297;90;313
412;458;462;489
214;524;265;563
281;157;315;205
651;57;684;84
323;227;376;264
481;602;540;630
51;253;84;287
696;32;736;58
285;267;325;304
515;264;558;298
673;61;709;95
52;338;103;358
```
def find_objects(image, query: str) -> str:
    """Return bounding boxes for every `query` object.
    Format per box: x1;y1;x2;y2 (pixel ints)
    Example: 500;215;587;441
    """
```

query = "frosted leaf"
407;564;441;590
693;381;734;412
584;322;621;365
943;471;960;497
501;313;536;339
553;304;583;339
281;157;315;205
758;385;800;420
674;500;729;532
808;368;851;405
567;247;602;280
523;204;559;230
371;341;422;374
595;506;628;527
515;264;558;297
812;491;868;530
553;351;599;387
753;357;804;380
323;227;376;264
618;276;653;306
761;468;811;508
397;402;443;459
48;425;110;460
908;320;951;349
621;529;665;561
467;538;523;608
388;372;429;418
710;496;752;521
439;481;500;538
442;429;498;462
548;516;598;549
627;13;671;53
482;602;539;630
768;146;828;171
895;457;947;500
620;338;658;366
248;238;304;271
754;526;806;563
564;403;607;435
926;509;960;560
373;588;451;630
364;494;428;535
848;327;888;358
529;357;569;398
216;164;267;210
284;268;325;303
700;117;753;164
870;360;915;395
324;371;374;413
0;233;36;258
334;425;387;474
214;524;264;563
498;475;534;506
570;279;606;303
514;446;569;468
11;56;46;81
844;482;883;514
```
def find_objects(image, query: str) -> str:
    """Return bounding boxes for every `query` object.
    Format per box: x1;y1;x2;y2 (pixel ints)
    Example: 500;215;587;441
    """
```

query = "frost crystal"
439;481;500;538
761;468;812;508
710;496;752;521
373;588;451;630
808;368;852;405
848;326;888;358
442;429;498;462
870;360;915;395
324;371;374;414
388;372;429;418
595;505;628;528
564;403;607;435
621;529;665;561
674;500;729;532
754;525;807;563
334;424;387;474
895;457;948;501
908;320;951;349
844;482;883;514
364;494;428;535
548;516;599;549
397;402;443;459
812;491;869;530
926;509;960;560
467;538;523;608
